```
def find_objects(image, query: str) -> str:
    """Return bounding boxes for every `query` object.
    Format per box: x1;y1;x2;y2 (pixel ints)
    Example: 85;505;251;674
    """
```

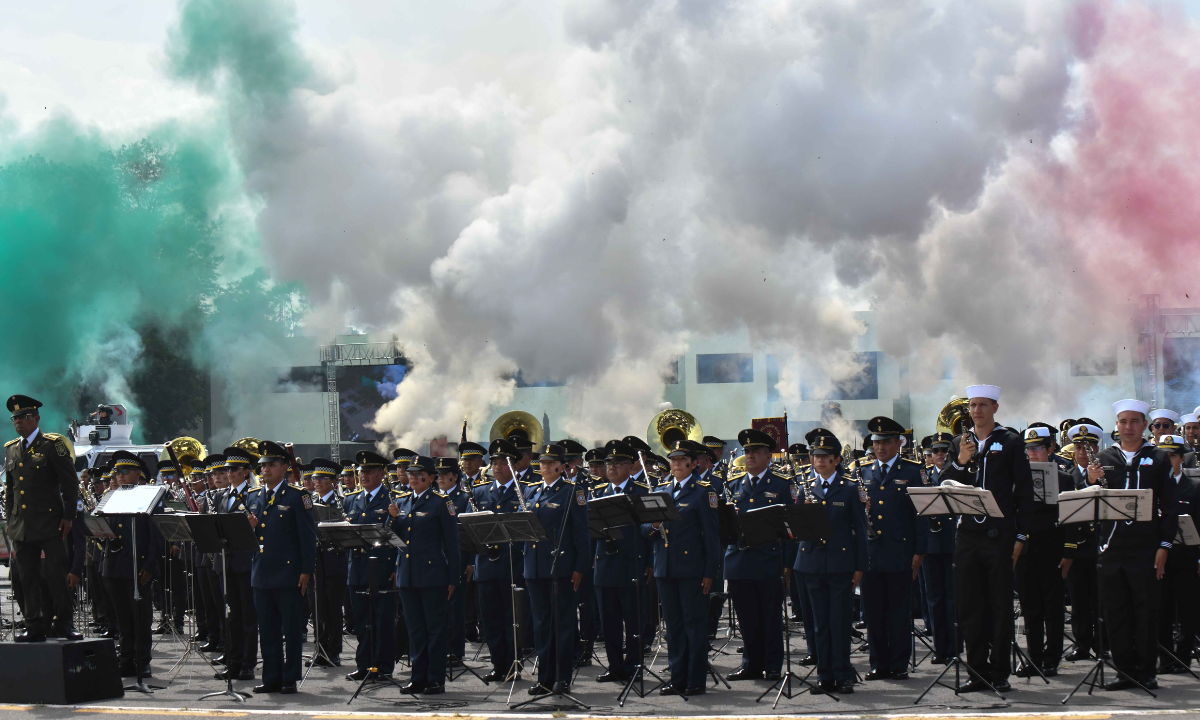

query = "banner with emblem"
752;416;788;454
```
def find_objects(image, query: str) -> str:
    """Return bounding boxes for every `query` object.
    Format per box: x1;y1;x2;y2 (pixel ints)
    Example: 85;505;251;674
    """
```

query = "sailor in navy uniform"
472;439;525;682
919;432;957;664
938;384;1035;692
520;444;590;695
592;440;650;682
101;452;164;676
859;416;927;681
245;442;316;694
344;450;401;682
214;450;260;682
794;429;867;695
642;441;720;696
725;428;796;682
1156;434;1199;673
434;455;472;664
387;456;459;695
308;458;348;666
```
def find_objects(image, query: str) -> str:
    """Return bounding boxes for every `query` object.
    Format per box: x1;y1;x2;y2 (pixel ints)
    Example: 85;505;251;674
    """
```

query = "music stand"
152;514;213;682
460;511;546;705
1059;487;1158;702
184;513;257;702
302;508;343;686
95;485;168;695
745;504;836;707
909;484;1007;704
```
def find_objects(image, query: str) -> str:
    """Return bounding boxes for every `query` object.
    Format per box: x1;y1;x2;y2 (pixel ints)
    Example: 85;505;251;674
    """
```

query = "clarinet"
461;475;480;512
1083;440;1108;488
505;457;530;512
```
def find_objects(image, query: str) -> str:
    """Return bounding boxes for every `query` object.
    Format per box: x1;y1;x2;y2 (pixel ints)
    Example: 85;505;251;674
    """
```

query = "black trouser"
527;577;578;687
477;578;515;674
11;535;71;633
401;587;449;686
954;528;1014;682
793;572;816;656
1066;556;1097;655
104;575;153;666
921;554;957;659
224;570;258;673
463;578;479;642
804;572;855;684
1098;549;1159;681
310;571;346;659
728;577;784;674
255;587;307;686
198;566;224;645
1015;537;1065;668
576;571;596;659
86;560;110;628
1157;551;1198;665
863;570;912;675
597;585;639;675
447;574;466;658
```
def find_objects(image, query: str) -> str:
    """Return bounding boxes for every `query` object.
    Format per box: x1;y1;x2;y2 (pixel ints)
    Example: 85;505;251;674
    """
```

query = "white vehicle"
68;404;167;474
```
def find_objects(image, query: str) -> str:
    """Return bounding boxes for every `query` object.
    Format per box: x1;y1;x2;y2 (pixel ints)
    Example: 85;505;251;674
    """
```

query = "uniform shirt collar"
23;427;40;448
878;456;897;474
612;477;629;493
366;484;381;502
321;490;336;503
748;468;768;483
233;480;249;494
415;487;430;501
817;470;837;485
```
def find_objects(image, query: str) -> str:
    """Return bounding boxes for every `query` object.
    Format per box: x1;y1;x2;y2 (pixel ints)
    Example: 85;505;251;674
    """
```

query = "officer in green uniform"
4;395;80;642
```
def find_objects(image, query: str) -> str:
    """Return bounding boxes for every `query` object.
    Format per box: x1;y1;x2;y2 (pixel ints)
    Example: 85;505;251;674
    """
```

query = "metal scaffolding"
319;339;404;462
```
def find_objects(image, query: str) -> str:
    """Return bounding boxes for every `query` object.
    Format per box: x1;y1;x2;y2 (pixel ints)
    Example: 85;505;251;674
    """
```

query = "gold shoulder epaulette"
5;438;18;447
473;479;489;487
562;479;575;486
901;458;922;466
289;483;303;490
43;432;64;440
697;480;711;487
345;489;363;496
433;489;447;497
634;481;650;489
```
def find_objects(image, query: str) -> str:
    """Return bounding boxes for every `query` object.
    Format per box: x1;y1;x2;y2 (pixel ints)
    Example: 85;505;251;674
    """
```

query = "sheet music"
906;487;954;516
1058;487;1153;523
95;484;167;515
1176;515;1200;546
1028;462;1060;505
908;483;1003;517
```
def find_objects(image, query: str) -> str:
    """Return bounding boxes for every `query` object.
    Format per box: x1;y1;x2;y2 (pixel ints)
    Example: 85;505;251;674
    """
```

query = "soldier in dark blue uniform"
726;428;796;682
593;440;650;682
214;450;259;682
560;439;599;668
245;442;316;694
919;432;957;664
434;455;472;666
1156;434;1199;673
1062;422;1102;662
388;456;459;695
859;416;927;681
457;442;487;647
472;439;525;682
193;460;225;654
308;458;348;667
522;444;591;695
642;441;720;696
101;452;164;676
787;442;819;666
344;450;401;682
794;429;867;695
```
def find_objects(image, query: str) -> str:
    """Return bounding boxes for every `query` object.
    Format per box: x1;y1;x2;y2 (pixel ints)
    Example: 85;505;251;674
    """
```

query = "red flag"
752;416;788;453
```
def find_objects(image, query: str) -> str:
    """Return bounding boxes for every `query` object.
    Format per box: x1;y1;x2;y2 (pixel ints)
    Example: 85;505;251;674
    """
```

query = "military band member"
215;449;259;682
939;384;1034;692
155;459;186;635
193;462;226;653
642;441;720;696
458;441;488;645
785;442;818;665
795;429;866;695
472;439;525;682
507;436;541;485
344;450;400;682
242;442;315;694
309;458;347;667
1015;426;1074;677
1063;423;1102;661
558;438;598;666
102;452;163;676
725;428;795;682
460;442;487;485
593;440;649;683
386;456;459;695
4;395;80;642
522;444;590;695
919;432;956;664
1148;409;1179;444
860;416;926;681
340;460;357;494
1181;414;1200;458
1154;435;1197;674
435;455;471;663
1093;400;1178;691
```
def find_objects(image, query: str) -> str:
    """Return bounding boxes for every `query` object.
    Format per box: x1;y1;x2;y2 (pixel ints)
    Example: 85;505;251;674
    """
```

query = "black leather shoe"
1065;649;1093;662
892;671;909;680
1014;664;1036;678
191;632;208;642
1157;661;1180;675
764;670;782;681
810;679;836;694
958;679;990;693
1141;677;1159;690
799;655;818;666
482;669;503;683
253;684;281;693
1042;666;1059;677
199;641;221;652
215;669;238;681
596;670;628;683
14;630;45;643
1105;678;1135;691
346;669;370;682
238;669;254;681
528;683;551;696
422;684;445;695
659;683;683;696
401;681;426;694
930;655;949;665
684;685;705;696
992;679;1012;692
552;681;570;693
280;684;297;694
57;626;84;641
864;669;890;681
728;668;763;680
835;680;855;694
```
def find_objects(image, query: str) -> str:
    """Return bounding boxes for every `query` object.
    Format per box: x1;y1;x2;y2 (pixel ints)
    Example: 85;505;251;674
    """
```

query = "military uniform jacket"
443;484;473;581
641;473;720;580
1169;468;1200;567
314;490;349;576
344;486;398;587
393;489;460;588
594;479;651;587
1019;466;1075;555
523;480;591;579
1096;443;1178;554
724;469;798;580
939;427;1035;540
215;482;256;574
794;472;868;575
1063;465;1099;560
859;457;928;572
920;465;956;555
4;431;77;542
246;483;316;589
471;479;525;581
101;500;165;579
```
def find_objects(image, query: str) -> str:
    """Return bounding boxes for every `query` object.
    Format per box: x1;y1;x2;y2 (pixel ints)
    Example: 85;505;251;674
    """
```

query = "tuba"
162;437;207;475
645;407;703;457
489;411;543;449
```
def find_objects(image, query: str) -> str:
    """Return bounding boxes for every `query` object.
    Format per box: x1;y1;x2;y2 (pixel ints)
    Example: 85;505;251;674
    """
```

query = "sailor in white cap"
937;385;1035;693
1154;435;1199;675
1148;409;1180;445
1180;414;1199;464
1062;422;1105;662
1093;399;1179;691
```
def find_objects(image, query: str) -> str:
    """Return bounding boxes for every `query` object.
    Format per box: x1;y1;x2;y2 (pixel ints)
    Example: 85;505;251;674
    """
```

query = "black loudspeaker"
0;638;124;704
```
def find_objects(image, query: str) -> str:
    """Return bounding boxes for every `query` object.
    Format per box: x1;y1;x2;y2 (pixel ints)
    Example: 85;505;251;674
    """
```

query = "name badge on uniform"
895;479;907;486
764;492;777;498
833;501;845;506
375;509;388;515
546;502;559;509
416;511;428;517
277;505;290;511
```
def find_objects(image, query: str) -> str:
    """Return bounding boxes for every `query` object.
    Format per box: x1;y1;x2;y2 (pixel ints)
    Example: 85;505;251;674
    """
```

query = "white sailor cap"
964;384;1001;401
1182;414;1199;425
1194;405;1200;418
1149;409;1180;423
1159;435;1187;452
1067;424;1103;443
1112;399;1150;417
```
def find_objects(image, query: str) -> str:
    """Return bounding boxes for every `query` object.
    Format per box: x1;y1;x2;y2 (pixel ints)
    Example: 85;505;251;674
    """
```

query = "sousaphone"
645;407;703;456
490;411;544;449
